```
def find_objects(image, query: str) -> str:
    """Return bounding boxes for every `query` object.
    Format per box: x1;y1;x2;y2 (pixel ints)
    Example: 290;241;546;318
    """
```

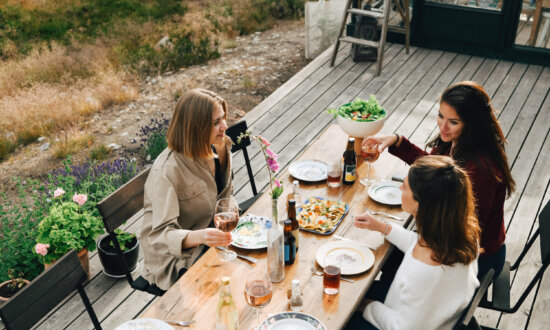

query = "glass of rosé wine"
214;196;239;262
360;141;380;186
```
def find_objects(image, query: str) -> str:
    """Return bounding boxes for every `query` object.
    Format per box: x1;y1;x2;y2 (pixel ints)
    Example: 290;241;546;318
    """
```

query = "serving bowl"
336;114;386;138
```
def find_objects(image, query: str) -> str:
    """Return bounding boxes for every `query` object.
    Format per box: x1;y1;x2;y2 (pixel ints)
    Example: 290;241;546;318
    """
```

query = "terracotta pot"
44;248;91;280
0;278;30;301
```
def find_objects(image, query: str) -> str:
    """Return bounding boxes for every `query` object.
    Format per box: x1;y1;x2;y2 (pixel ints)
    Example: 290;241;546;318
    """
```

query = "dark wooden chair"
479;200;550;313
226;121;260;213
0;250;101;330
453;269;495;330
96;167;164;296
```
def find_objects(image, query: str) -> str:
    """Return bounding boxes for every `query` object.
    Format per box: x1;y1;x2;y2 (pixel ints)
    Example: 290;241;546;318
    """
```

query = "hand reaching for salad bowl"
328;95;387;138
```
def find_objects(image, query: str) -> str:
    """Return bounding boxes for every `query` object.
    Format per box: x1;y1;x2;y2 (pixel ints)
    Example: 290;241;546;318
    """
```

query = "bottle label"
344;165;356;181
284;244;295;262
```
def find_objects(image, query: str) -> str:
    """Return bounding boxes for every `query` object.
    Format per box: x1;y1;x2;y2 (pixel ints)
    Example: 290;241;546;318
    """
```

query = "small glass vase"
271;198;279;225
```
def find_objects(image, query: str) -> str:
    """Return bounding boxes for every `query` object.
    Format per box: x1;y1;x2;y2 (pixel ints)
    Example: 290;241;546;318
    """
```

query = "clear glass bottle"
216;277;239;330
289;279;304;312
266;220;285;283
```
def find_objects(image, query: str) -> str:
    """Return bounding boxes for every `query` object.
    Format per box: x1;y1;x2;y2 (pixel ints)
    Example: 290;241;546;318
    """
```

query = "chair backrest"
96;167;150;233
225;121;257;196
453;269;495;330
0;250;101;330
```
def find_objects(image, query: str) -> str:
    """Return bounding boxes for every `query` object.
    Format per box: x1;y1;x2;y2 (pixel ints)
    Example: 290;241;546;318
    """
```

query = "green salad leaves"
327;95;386;122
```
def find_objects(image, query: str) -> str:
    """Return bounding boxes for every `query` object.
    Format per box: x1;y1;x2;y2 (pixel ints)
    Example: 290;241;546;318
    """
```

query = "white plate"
259;312;326;330
289;160;328;182
368;181;402;206
115;319;174;330
231;214;269;249
315;241;375;275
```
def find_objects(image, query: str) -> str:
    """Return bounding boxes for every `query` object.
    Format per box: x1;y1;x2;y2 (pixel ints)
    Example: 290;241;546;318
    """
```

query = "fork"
366;209;405;221
310;265;355;283
165;319;195;327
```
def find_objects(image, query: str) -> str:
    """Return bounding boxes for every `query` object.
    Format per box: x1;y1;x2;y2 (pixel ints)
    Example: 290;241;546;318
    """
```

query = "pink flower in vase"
265;148;277;160
35;243;50;256
260;136;271;146
274;179;281;188
267;157;280;172
73;193;88;206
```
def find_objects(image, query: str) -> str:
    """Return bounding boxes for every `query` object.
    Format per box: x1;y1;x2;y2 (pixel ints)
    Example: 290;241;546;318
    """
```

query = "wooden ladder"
330;0;410;76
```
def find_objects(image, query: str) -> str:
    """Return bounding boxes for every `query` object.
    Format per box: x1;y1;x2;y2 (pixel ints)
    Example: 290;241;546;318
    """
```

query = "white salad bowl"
336;114;386;138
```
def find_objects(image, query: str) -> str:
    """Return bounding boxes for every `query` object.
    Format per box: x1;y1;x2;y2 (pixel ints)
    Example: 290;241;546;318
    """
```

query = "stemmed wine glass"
244;270;272;329
360;141;380;186
214;196;239;262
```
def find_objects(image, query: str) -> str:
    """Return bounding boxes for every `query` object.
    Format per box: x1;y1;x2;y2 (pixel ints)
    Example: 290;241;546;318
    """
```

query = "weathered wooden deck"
23;42;550;329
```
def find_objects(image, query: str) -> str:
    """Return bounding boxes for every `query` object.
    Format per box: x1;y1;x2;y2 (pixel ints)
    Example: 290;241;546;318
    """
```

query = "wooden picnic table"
141;124;412;329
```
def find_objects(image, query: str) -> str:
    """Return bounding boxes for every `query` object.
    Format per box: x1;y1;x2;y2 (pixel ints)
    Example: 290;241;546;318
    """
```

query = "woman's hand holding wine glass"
214;196;239;262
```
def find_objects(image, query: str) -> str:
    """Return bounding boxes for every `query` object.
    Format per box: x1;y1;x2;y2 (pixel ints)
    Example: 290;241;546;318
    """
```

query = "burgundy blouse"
389;137;506;256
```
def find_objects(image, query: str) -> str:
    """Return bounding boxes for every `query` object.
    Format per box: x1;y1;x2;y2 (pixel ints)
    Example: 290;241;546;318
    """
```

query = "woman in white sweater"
354;155;481;330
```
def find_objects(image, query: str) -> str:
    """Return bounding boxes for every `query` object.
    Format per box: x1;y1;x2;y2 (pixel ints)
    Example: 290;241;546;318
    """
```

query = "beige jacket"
140;138;233;290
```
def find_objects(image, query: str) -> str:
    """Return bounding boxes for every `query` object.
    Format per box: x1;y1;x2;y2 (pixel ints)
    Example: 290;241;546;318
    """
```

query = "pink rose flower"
265;148;277;160
274;179;281;188
267;158;280;172
53;187;65;198
260;137;271;146
35;243;50;256
73;193;88;206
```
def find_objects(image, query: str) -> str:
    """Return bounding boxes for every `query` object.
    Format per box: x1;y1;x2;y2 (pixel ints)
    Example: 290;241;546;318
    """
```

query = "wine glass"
244;270;272;329
360;141;380;186
214;196;239;262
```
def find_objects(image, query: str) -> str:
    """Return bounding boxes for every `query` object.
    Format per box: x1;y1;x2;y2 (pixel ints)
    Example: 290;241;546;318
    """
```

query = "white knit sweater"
363;225;479;330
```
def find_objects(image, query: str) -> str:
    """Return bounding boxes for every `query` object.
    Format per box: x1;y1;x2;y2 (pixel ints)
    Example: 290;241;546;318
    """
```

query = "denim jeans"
478;244;506;281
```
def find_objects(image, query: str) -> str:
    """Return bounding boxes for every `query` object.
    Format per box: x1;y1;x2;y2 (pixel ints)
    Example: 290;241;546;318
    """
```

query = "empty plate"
368;181;402;206
289;160;328;182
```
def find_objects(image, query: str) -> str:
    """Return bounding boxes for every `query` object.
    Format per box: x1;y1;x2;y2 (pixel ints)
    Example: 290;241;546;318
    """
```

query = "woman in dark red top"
364;81;515;280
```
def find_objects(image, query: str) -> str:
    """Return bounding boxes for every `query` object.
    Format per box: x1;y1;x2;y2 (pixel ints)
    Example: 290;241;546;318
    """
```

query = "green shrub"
136;116;169;161
90;144;112;161
0;178;49;282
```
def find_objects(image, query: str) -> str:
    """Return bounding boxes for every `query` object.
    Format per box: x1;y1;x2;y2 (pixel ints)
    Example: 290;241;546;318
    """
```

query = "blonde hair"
167;89;228;158
409;155;481;265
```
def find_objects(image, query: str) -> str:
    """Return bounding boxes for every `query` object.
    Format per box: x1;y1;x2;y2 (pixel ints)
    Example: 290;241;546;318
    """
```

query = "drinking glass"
323;254;341;295
360;141;380;186
244;270;272;329
327;161;342;188
214;196;239;262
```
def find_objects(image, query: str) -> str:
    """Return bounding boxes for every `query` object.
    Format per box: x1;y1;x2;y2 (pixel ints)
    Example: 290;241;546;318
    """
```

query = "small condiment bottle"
292;180;301;208
289;279;304;312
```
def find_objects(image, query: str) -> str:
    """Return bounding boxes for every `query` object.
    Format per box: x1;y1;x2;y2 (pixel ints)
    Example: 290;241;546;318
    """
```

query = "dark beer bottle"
342;138;357;185
287;199;299;251
283;220;296;265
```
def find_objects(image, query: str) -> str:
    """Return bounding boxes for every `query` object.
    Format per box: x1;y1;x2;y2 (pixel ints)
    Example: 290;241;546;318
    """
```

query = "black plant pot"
97;234;139;278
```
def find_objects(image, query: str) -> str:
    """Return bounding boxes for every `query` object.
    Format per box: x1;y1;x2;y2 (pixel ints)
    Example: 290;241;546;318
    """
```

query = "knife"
216;247;258;263
333;235;378;250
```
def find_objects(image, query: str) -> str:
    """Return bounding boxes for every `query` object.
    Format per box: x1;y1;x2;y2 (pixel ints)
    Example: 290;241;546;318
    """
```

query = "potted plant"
97;229;140;277
35;188;104;279
0;270;30;302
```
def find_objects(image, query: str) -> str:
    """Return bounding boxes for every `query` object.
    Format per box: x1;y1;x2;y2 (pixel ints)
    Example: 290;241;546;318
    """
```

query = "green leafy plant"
35;192;104;264
111;229;137;252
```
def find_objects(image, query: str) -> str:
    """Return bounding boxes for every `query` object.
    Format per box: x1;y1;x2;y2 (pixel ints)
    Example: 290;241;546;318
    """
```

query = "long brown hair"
427;81;515;197
409;155;481;265
167;89;228;158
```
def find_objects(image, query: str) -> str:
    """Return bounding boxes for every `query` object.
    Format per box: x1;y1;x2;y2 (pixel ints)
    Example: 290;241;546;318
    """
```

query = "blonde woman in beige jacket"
140;89;234;291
